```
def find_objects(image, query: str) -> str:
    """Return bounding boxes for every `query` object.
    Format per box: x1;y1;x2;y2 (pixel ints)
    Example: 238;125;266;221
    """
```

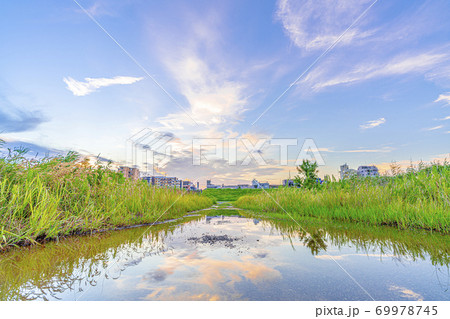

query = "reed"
0;145;213;249
236;163;450;233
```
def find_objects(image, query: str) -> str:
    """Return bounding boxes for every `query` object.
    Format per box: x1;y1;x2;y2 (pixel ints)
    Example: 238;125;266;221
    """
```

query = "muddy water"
0;210;449;301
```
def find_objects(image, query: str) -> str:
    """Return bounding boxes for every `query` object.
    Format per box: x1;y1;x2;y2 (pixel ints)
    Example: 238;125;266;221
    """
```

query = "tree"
294;159;320;190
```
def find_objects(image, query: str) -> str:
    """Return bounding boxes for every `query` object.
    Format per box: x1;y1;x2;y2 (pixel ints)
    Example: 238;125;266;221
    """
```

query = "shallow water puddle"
0;214;449;300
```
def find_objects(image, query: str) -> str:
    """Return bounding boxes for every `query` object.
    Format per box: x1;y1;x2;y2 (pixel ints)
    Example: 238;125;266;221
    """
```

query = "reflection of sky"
73;216;449;301
6;216;449;301
139;252;282;300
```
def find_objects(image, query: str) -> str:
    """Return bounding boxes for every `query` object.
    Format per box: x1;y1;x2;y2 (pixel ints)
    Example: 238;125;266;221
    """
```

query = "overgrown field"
0;145;213;249
236;164;450;233
202;188;264;201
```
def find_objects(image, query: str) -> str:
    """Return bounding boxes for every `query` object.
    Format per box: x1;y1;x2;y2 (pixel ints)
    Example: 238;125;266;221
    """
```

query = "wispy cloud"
275;0;450;93
437;116;450;121
423;125;444;131
434;93;450;106
360;117;386;130
276;0;374;51
319;146;394;153
303;52;448;91
75;0;119;17
0;95;47;133
63;76;143;96
85;2;103;16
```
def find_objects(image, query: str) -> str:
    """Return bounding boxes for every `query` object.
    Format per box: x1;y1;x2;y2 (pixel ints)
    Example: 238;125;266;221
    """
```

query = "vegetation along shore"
235;161;450;233
0;141;213;250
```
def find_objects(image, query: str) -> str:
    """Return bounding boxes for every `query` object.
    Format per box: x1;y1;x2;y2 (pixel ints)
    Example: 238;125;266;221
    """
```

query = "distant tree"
294;159;320;190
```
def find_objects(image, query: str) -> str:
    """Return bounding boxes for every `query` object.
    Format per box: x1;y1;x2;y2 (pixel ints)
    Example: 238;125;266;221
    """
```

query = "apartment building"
142;176;181;188
357;165;380;177
118;166;140;180
339;163;357;180
340;163;379;179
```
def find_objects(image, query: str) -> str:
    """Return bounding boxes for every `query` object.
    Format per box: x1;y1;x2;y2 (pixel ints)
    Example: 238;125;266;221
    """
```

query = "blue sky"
1;0;450;185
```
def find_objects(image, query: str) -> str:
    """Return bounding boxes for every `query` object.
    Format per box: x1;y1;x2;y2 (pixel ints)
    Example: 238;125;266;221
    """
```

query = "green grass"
202;188;265;201
235;164;450;233
0;146;213;249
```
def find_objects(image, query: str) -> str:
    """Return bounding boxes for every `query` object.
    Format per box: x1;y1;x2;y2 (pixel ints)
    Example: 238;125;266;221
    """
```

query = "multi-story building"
357;165;379;177
118;166;140;180
206;180;219;189
340;163;379;179
181;180;198;191
142;176;181;188
252;179;269;189
282;179;295;187
339;163;357;180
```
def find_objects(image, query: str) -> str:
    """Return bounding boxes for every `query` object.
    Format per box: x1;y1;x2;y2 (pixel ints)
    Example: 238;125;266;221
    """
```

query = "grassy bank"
202;188;264;201
0;147;213;249
236;164;450;233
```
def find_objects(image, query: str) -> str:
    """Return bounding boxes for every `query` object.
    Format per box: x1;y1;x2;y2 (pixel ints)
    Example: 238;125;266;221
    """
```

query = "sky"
1;0;450;186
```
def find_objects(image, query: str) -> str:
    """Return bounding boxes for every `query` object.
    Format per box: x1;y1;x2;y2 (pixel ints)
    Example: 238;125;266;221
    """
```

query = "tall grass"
236;163;450;232
0;144;213;249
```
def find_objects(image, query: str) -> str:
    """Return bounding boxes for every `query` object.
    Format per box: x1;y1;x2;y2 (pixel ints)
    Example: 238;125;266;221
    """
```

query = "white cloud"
304;52;448;91
360;117;386;130
86;2;102;16
437;116;450;121
423;125;443;131
63;76;143;96
320;146;394;153
434;93;450;106
275;0;450;94
389;285;423;301
148;11;248;134
76;1;121;17
158;56;247;129
341;147;392;153
276;0;374;51
426;65;450;87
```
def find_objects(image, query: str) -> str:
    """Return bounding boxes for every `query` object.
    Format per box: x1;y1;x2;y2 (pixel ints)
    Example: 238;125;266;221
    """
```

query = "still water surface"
0;211;449;300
